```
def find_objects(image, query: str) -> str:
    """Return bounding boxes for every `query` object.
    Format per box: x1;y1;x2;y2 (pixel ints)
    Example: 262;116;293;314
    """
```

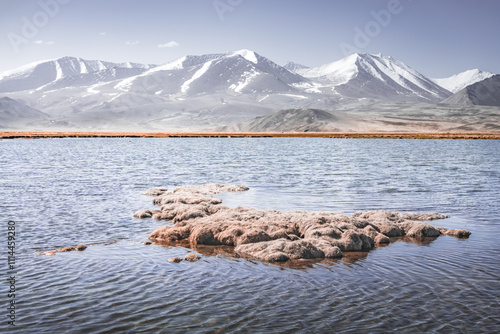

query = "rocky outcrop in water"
136;184;470;262
167;253;202;263
142;187;168;196
44;244;87;256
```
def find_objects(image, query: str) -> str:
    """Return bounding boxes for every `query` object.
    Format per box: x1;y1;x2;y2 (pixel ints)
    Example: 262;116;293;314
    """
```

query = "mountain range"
0;49;499;132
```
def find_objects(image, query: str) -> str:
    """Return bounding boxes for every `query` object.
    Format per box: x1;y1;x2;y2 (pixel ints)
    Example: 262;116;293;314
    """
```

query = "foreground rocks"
136;184;471;263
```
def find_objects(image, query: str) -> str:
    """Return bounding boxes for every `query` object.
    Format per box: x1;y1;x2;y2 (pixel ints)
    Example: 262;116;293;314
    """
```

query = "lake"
1;137;499;333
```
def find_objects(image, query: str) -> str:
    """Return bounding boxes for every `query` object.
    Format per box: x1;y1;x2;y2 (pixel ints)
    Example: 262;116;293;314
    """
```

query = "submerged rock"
142;187;168;196
184;253;201;262
74;244;87;251
137;184;471;263
134;209;153;219
443;229;472;238
44;244;87;256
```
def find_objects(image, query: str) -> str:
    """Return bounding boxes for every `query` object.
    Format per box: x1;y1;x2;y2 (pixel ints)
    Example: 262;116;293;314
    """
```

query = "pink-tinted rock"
137;184;470;263
184;253;201;262
43;244;87;255
237;229;272;245
403;221;442;238
363;225;390;245
189;225;221;245
236;239;326;262
168;257;183;263
444;229;471;238
142;187;168;196
74;244;87;251
149;225;191;242
134;209;153;219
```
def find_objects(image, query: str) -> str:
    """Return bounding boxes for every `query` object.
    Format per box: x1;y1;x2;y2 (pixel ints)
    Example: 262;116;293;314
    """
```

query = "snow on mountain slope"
1;50;497;132
296;54;359;85
443;75;500;107
433;69;494;93
113;49;307;96
0;57;156;93
296;53;451;102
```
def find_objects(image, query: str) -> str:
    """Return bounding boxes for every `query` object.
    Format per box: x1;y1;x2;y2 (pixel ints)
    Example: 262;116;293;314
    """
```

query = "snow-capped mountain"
113;49;306;96
433;69;494;93
0;50;497;131
0;57;156;93
443;75;500;107
295;53;451;102
0;50;320;130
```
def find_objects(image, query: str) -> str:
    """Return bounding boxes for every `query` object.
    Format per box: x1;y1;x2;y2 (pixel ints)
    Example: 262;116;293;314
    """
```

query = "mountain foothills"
0;50;499;132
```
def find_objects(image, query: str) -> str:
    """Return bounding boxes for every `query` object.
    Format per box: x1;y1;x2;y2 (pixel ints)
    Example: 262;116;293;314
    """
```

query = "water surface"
1;138;499;333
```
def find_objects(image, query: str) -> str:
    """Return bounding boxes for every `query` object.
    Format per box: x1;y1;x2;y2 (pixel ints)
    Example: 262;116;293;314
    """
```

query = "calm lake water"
1;137;499;333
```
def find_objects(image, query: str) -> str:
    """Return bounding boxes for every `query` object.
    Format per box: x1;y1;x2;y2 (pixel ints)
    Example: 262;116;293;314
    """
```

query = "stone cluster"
135;184;471;262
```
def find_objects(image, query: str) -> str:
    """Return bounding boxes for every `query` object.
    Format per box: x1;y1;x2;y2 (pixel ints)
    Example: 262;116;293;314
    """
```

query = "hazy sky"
1;0;499;77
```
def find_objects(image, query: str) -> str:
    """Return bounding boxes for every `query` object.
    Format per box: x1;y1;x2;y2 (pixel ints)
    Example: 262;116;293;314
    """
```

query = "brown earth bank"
135;184;471;263
1;131;500;139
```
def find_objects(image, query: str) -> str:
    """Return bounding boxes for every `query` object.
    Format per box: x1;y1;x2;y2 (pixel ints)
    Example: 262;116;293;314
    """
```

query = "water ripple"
1;138;500;332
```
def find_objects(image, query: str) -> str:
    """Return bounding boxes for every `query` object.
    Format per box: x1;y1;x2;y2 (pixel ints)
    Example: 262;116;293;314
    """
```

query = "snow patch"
181;60;213;93
229;69;259;93
87;85;101;94
55;61;63;80
108;93;124;102
97;61;107;71
230;49;258;64
280;94;308;99
78;58;89;74
433;69;494;93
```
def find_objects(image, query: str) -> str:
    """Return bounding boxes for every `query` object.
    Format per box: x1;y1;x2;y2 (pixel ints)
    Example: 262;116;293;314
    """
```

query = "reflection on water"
151;235;443;270
1;137;499;333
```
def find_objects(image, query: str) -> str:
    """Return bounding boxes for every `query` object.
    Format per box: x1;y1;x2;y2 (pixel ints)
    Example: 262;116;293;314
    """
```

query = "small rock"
142;187;168;197
134;209;153;219
445;229;471;238
43;244;87;255
75;244;87;251
184;253;201;262
168;257;183;263
143;241;152;245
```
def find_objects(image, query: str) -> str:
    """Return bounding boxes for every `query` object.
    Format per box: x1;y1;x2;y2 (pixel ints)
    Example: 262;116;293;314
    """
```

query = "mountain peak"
229;49;259;64
443;74;500;106
0;56;157;93
295;52;450;102
353;52;394;61
433;69;495;93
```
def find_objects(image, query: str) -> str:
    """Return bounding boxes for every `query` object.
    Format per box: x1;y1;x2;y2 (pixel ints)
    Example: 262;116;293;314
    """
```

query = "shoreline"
1;131;499;140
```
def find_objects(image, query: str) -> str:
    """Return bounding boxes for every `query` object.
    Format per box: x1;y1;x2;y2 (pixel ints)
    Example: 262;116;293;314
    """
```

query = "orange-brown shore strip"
1;131;499;140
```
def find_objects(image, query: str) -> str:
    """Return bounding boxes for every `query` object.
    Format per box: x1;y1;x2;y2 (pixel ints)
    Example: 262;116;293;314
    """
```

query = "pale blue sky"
1;0;499;77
